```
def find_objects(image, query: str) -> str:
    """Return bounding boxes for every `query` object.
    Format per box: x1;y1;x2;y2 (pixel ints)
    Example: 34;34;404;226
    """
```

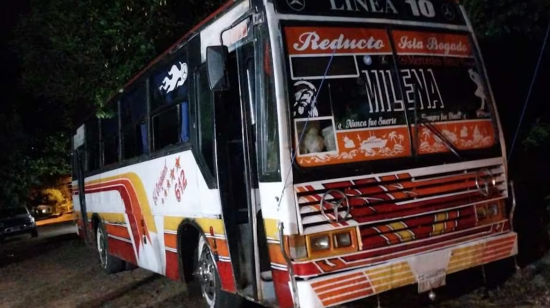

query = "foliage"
0;109;71;208
523;119;550;149
462;0;550;39
0;112;39;207
13;0;225;111
40;188;66;205
5;0;226;207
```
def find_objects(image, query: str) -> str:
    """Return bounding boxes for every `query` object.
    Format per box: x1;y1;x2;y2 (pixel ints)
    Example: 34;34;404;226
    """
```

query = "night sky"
0;0;28;115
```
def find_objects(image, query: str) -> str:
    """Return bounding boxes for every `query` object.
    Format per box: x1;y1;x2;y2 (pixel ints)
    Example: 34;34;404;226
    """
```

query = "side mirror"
206;46;230;92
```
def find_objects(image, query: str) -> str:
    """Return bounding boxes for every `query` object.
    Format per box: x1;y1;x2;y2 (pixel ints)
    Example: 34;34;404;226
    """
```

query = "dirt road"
0;223;193;308
1;223;548;308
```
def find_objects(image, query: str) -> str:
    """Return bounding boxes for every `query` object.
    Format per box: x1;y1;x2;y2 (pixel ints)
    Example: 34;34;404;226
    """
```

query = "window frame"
100;101;121;167
120;79;150;160
279;20;503;183
84;117;100;173
256;25;282;182
192;64;218;187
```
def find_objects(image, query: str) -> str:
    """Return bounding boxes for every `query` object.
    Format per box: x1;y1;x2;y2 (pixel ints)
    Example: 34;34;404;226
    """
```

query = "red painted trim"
106;224;131;240
217;261;237;293
272;269;294;308
86;179;149;256
293;227;501;277
165;251;180;281
108;237;137;264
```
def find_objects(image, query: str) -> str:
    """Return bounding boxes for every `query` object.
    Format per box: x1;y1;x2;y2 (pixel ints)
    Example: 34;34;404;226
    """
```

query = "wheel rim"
97;227;107;268
198;246;217;306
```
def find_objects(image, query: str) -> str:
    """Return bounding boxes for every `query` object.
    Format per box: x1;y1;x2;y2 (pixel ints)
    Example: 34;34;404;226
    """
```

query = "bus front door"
214;41;264;300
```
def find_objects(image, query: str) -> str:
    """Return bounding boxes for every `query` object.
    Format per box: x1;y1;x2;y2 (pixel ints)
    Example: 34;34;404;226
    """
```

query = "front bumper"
295;232;517;308
0;223;36;238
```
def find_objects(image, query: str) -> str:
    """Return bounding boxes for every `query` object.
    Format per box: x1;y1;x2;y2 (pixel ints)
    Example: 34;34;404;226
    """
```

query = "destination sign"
274;0;466;26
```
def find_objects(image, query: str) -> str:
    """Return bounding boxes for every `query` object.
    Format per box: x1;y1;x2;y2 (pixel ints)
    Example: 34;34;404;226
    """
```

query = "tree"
13;0;226;113
462;0;550;39
0;111;38;207
4;0;225;208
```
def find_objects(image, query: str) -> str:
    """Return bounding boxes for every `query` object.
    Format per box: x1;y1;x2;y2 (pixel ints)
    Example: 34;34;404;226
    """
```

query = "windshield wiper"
412;84;461;161
418;118;462;160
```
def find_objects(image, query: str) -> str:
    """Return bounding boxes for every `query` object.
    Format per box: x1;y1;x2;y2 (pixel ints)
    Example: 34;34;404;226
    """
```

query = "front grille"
295;159;507;252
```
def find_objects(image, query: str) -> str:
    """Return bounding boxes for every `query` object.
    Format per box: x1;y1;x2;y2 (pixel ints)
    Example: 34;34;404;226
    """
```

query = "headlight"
476;206;487;220
310;235;330;251
334;232;352;248
476;200;505;224
288;228;359;260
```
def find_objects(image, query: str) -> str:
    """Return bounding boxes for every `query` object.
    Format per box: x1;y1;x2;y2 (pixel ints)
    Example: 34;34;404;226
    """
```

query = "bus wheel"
196;236;241;308
96;221;125;274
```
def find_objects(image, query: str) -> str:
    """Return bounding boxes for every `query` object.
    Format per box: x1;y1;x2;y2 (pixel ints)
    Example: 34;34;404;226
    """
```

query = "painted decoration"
151;58;189;106
284;26;497;167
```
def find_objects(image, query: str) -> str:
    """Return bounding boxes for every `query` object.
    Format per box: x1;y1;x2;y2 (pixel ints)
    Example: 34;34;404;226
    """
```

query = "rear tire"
195;236;243;308
96;221;125;274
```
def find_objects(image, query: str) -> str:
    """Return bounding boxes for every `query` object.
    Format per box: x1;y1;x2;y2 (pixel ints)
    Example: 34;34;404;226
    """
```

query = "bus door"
211;40;266;300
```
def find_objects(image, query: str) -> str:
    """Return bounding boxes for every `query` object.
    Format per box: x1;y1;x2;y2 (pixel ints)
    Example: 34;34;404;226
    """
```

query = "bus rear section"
266;0;518;307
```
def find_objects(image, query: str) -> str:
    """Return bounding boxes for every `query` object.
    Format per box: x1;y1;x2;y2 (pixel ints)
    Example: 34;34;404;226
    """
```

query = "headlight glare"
310;235;330;251
488;203;499;217
334;232;352;248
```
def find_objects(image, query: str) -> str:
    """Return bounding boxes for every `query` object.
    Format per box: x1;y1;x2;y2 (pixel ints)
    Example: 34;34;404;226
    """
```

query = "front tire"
31;228;38;238
96;221;125;274
195;236;242;308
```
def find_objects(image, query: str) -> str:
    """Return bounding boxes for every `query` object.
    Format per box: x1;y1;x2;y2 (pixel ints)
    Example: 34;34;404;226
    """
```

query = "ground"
1;222;550;308
0;223;192;308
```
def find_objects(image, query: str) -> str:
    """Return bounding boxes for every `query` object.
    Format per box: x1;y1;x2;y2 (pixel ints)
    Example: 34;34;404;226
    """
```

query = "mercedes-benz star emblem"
320;189;351;223
475;168;496;197
287;0;305;11
441;3;455;21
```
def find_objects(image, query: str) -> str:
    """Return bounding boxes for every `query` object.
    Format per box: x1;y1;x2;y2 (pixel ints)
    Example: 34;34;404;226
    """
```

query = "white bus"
72;0;518;307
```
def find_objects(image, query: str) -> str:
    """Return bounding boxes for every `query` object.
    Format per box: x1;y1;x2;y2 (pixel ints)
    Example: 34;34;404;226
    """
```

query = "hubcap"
198;247;216;305
97;228;107;268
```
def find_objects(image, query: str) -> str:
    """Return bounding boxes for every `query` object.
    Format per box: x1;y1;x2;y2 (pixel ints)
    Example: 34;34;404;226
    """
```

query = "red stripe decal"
108;237;137;265
165;250;180;281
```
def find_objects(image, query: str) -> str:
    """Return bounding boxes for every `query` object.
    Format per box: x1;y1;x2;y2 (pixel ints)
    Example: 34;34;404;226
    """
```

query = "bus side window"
101;106;120;166
149;52;191;152
152;105;181;150
121;83;148;160
85;118;100;172
196;66;216;177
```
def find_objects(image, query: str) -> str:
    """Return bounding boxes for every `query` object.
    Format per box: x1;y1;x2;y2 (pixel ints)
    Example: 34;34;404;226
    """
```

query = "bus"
72;0;518;307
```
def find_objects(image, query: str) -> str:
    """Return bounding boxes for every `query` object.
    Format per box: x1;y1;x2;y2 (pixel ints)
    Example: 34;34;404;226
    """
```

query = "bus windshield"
283;24;498;168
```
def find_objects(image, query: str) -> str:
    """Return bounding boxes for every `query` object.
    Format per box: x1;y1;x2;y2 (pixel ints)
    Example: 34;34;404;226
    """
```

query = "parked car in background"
32;204;55;219
0;206;38;241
